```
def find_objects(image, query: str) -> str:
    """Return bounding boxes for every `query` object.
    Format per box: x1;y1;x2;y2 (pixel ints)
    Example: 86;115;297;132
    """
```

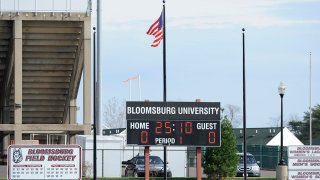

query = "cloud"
97;0;320;30
8;0;317;30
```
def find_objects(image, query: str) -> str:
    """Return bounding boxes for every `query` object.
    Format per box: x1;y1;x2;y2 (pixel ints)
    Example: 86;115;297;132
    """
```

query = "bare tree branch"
269;114;296;127
103;97;126;128
224;104;242;128
268;116;280;127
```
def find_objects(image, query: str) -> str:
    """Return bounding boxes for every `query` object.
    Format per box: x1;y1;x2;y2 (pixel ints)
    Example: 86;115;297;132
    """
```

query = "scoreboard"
126;101;221;146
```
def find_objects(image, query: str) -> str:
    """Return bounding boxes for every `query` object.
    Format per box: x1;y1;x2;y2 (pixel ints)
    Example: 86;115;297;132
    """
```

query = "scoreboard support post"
196;147;202;180
144;146;150;180
196;99;201;180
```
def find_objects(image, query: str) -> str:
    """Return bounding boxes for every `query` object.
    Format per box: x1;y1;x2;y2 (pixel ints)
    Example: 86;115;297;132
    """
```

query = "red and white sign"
288;146;320;157
288;158;320;170
288;145;320;180
289;171;320;180
8;145;82;180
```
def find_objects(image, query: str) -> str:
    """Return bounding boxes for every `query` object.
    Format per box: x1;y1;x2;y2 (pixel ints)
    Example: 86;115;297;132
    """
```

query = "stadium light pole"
276;81;288;180
278;81;286;165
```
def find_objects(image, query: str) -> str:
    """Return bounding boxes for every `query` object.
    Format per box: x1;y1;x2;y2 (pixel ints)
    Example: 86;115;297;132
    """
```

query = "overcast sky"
92;0;320;128
4;0;320;128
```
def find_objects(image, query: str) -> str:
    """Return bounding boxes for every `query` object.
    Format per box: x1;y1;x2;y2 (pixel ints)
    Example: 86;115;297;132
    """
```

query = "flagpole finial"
163;0;166;4
242;28;245;32
93;27;96;30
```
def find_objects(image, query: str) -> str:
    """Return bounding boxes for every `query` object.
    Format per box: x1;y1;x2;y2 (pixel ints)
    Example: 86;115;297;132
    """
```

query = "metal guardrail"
0;0;91;14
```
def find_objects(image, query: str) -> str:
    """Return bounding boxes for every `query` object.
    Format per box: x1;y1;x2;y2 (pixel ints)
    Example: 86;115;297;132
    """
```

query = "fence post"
260;145;263;169
144;146;150;180
102;149;104;177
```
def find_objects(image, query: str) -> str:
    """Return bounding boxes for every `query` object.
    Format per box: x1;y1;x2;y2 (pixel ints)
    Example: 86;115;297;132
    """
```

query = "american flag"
146;12;163;47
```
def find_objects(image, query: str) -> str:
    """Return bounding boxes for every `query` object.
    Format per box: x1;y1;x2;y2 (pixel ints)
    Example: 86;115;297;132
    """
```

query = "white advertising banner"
8;145;82;180
288;146;320;157
288;145;320;180
288;158;320;170
288;171;320;180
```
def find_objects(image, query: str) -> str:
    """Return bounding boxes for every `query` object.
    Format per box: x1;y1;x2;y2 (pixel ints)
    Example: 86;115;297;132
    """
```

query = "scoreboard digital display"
127;120;220;146
126;101;221;146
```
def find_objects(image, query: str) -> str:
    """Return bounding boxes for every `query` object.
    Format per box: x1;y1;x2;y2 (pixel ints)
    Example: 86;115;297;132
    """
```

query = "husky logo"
12;148;23;163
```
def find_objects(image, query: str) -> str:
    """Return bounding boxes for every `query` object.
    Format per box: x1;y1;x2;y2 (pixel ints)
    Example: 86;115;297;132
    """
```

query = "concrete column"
2;134;10;155
83;20;92;135
3;99;10;124
70;99;77;124
66;99;77;124
276;165;288;180
14;20;23;144
0;108;2;123
69;134;76;144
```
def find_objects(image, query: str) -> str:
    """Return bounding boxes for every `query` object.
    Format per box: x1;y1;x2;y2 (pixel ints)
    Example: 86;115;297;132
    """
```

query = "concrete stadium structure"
0;10;92;156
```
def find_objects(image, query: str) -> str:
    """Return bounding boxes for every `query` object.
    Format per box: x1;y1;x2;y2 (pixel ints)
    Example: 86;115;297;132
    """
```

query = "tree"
287;104;320;145
268;114;293;127
287;114;303;136
224;104;242;128
203;117;239;180
288;120;304;138
103;97;126;128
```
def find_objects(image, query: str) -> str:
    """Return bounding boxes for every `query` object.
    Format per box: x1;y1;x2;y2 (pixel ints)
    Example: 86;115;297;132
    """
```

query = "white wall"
76;135;187;177
76;135;123;177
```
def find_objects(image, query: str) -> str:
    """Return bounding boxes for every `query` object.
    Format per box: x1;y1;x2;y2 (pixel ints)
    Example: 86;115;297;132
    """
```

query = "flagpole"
163;3;166;99
138;74;141;101
129;79;132;101
242;28;247;180
309;52;312;145
93;27;97;180
97;0;102;136
162;1;167;180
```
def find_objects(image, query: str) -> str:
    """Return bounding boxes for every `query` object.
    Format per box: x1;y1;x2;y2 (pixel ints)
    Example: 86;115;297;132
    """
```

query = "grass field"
80;178;275;180
1;178;275;180
0;176;245;179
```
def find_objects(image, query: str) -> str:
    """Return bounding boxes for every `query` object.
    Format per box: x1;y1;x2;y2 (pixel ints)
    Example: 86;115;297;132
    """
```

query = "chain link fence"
237;144;288;170
82;148;189;178
81;145;283;178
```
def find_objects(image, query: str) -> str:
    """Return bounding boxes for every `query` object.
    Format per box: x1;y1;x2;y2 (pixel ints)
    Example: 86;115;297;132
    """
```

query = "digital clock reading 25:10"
126;120;221;146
